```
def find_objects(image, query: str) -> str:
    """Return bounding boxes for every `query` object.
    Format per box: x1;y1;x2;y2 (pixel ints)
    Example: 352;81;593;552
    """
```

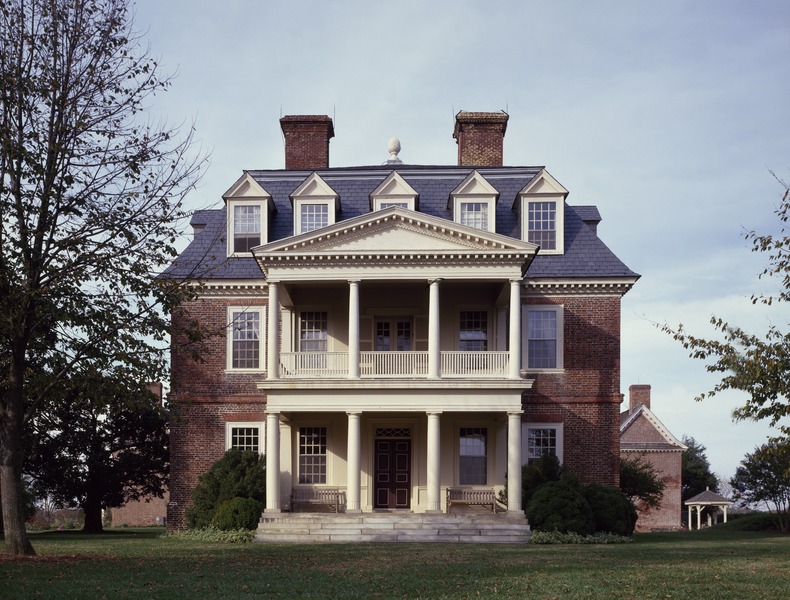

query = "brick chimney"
453;111;509;167
629;384;651;413
280;115;334;170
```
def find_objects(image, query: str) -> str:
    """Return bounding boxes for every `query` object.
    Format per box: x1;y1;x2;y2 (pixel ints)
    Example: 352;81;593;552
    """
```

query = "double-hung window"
523;305;563;370
299;202;330;234
226;199;268;257
459;202;489;231
524;424;563;464
227;307;265;370
459;428;487;485
527;201;557;251
300;311;328;352
299;427;327;484
459;311;488;352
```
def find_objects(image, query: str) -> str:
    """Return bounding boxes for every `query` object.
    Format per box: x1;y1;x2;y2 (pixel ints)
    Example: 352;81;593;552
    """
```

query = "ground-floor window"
524;423;564;464
299;427;327;483
225;422;264;454
459;427;487;485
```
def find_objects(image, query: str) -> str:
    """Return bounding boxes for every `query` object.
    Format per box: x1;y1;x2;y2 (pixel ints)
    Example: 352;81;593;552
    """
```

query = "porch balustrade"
278;351;512;379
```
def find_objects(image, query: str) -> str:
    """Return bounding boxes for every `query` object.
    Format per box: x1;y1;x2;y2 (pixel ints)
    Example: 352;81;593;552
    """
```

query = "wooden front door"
374;438;411;509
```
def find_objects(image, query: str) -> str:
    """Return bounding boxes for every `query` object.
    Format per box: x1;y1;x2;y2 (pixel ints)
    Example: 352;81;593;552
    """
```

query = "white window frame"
522;304;564;371
523;423;564;464
520;198;564;255
452;197;496;232
298;426;328;484
458;309;489;352
226;306;267;372
372;198;414;211
225;421;265;454
458;427;488;486
226;199;268;257
294;199;335;235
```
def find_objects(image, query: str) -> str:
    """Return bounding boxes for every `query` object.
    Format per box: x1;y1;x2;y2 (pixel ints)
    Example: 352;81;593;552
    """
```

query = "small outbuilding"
685;488;730;529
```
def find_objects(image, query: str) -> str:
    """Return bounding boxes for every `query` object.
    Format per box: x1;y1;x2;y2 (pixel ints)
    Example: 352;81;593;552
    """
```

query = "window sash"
527;428;558;464
300;203;329;233
300;311;328;352
299;427;327;484
232;205;261;253
231;311;261;369
527;201;557;250
459;311;488;352
230;426;260;453
459;427;487;485
527;309;557;369
460;202;489;231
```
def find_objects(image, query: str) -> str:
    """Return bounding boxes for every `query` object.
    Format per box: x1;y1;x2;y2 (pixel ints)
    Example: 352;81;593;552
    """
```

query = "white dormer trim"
449;170;499;233
370;171;418;211
223;173;274;257
516;169;568;255
290;173;339;235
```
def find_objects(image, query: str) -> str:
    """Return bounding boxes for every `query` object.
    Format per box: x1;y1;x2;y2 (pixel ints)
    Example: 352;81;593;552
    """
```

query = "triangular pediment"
290;172;338;200
256;207;537;255
620;405;686;449
518;168;568;197
451;170;499;198
371;171;418;199
222;173;272;202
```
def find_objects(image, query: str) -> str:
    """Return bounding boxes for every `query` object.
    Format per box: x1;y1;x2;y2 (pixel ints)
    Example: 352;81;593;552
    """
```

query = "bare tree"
1;0;207;555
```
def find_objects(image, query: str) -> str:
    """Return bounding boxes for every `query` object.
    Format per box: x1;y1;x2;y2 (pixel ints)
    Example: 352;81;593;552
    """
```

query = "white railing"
360;351;429;377
441;351;510;377
280;352;348;378
278;351;511;378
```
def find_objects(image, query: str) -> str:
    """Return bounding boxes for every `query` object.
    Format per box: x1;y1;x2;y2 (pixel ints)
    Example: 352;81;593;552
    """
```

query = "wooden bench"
446;487;500;513
290;487;345;513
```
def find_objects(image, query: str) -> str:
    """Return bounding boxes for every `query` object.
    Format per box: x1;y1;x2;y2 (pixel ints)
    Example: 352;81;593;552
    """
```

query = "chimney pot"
629;384;651;412
453;111;509;167
280;115;334;170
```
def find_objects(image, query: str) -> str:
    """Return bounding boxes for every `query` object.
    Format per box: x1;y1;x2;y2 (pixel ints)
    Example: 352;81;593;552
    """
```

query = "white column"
348;280;360;379
723;506;728;523
346;412;361;513
426;412;442;513
428;279;441;379
696;507;701;530
265;412;281;513
507;411;523;513
267;281;280;380
509;279;522;380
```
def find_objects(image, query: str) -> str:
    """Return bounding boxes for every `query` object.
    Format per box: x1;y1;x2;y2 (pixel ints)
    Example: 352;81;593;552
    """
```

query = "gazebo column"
267;281;280;380
428;279;441;379
346;412;361;512
696;506;701;530
687;506;692;529
507;411;523;512
426;412;442;513
265;411;281;513
508;279;522;380
348;280;360;380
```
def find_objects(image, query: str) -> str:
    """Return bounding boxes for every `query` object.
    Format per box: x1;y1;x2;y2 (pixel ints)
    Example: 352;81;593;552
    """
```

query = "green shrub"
583;483;638;536
530;530;634;544
526;474;594;535
499;453;564;508
211;497;263;531
165;527;255;544
186;449;265;529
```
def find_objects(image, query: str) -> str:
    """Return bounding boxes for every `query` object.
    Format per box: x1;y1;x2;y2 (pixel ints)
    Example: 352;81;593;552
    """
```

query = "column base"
507;509;524;516
345;509;362;514
264;508;282;514
425;509;443;515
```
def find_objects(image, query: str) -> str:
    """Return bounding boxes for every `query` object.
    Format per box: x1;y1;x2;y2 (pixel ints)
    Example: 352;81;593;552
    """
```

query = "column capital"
346;411;362;417
428;278;443;285
507;410;524;416
348;279;361;285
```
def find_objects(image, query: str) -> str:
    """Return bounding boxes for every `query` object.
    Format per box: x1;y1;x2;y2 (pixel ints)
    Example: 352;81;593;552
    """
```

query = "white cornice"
524;278;639;296
192;280;268;297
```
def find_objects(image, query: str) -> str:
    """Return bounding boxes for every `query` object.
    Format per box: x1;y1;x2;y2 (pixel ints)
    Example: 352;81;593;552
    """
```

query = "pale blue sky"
135;0;790;478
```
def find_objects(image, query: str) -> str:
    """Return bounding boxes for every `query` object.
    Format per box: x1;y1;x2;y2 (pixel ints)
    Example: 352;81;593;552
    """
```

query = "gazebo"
685;488;730;529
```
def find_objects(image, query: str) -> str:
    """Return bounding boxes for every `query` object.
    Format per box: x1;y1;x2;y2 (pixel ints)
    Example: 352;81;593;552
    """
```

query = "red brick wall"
280;115;334;170
453;112;509;167
112;494;168;527
523;294;623;485
168;296;268;530
622;450;684;531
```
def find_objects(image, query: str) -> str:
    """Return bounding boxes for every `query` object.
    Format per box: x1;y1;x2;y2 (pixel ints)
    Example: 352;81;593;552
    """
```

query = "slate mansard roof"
164;164;639;282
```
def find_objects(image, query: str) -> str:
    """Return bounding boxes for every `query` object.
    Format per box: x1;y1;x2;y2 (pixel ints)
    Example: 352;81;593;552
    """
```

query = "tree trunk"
81;493;104;534
1;377;36;555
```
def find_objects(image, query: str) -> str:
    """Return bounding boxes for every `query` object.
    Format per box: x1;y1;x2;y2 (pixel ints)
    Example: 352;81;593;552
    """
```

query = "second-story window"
300;311;328;352
227;307;265;370
459;311;488;352
524;306;563;370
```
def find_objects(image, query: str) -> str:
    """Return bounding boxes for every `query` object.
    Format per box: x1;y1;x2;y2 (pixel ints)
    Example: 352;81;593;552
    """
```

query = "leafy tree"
0;0;206;554
186;449;265;529
620;455;665;510
681;436;718;503
662;177;789;437
731;440;790;533
24;372;168;533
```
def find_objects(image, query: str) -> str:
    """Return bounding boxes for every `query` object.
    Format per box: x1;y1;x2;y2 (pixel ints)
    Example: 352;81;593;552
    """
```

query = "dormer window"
291;173;339;235
516;169;567;255
223;174;273;257
370;172;418;212
449;170;498;232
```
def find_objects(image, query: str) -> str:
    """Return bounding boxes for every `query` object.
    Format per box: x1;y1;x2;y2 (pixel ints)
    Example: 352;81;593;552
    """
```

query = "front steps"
255;512;530;544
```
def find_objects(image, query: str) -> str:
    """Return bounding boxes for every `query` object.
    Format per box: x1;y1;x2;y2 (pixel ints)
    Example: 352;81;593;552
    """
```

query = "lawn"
2;526;788;599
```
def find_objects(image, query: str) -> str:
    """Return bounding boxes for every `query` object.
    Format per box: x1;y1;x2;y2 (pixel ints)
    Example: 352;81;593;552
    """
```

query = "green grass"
2;526;788;599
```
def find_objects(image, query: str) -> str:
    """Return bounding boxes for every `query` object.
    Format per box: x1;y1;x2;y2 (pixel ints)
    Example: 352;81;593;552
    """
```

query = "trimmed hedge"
212;497;264;531
583;483;637;536
526;474;595;536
